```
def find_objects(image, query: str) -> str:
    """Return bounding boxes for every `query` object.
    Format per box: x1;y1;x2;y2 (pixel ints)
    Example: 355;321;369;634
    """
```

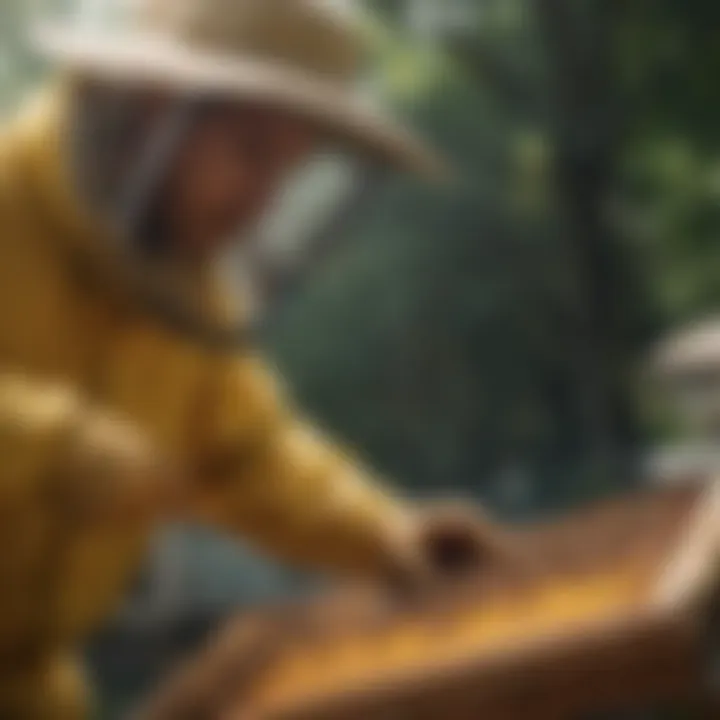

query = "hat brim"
33;24;450;182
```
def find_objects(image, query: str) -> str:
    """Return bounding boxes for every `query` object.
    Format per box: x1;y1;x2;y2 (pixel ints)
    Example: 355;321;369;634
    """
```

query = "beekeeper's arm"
187;354;416;578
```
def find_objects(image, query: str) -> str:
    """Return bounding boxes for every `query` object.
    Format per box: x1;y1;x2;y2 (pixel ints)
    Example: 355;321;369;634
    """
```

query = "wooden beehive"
140;479;720;720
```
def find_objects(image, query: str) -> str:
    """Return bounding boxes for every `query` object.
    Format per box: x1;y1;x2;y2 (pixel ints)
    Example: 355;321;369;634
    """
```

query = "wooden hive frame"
140;479;720;720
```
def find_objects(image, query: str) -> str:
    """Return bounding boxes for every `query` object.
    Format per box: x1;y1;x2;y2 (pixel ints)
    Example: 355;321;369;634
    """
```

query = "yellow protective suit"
0;85;409;718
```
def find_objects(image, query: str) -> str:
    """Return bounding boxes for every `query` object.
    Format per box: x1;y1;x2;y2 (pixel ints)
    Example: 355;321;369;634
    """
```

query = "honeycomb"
249;564;653;715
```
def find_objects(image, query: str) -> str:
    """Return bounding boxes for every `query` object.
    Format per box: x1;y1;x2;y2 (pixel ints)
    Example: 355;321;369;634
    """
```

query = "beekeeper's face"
157;102;317;259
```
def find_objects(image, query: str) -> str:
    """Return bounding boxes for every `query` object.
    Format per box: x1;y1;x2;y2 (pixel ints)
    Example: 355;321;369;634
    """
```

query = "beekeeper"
0;0;497;716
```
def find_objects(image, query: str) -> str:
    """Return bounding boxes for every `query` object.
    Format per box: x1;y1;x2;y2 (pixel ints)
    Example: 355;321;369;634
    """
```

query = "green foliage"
269;1;655;513
266;0;720;515
616;0;720;323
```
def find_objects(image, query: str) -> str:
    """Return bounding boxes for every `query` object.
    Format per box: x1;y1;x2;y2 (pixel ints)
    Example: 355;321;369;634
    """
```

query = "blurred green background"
3;0;720;716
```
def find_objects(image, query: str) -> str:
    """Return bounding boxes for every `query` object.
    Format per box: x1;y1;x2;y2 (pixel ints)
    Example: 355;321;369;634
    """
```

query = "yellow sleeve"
188;354;413;578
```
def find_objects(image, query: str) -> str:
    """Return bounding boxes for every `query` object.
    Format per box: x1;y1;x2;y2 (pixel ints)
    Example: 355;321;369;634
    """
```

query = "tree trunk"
533;0;642;492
